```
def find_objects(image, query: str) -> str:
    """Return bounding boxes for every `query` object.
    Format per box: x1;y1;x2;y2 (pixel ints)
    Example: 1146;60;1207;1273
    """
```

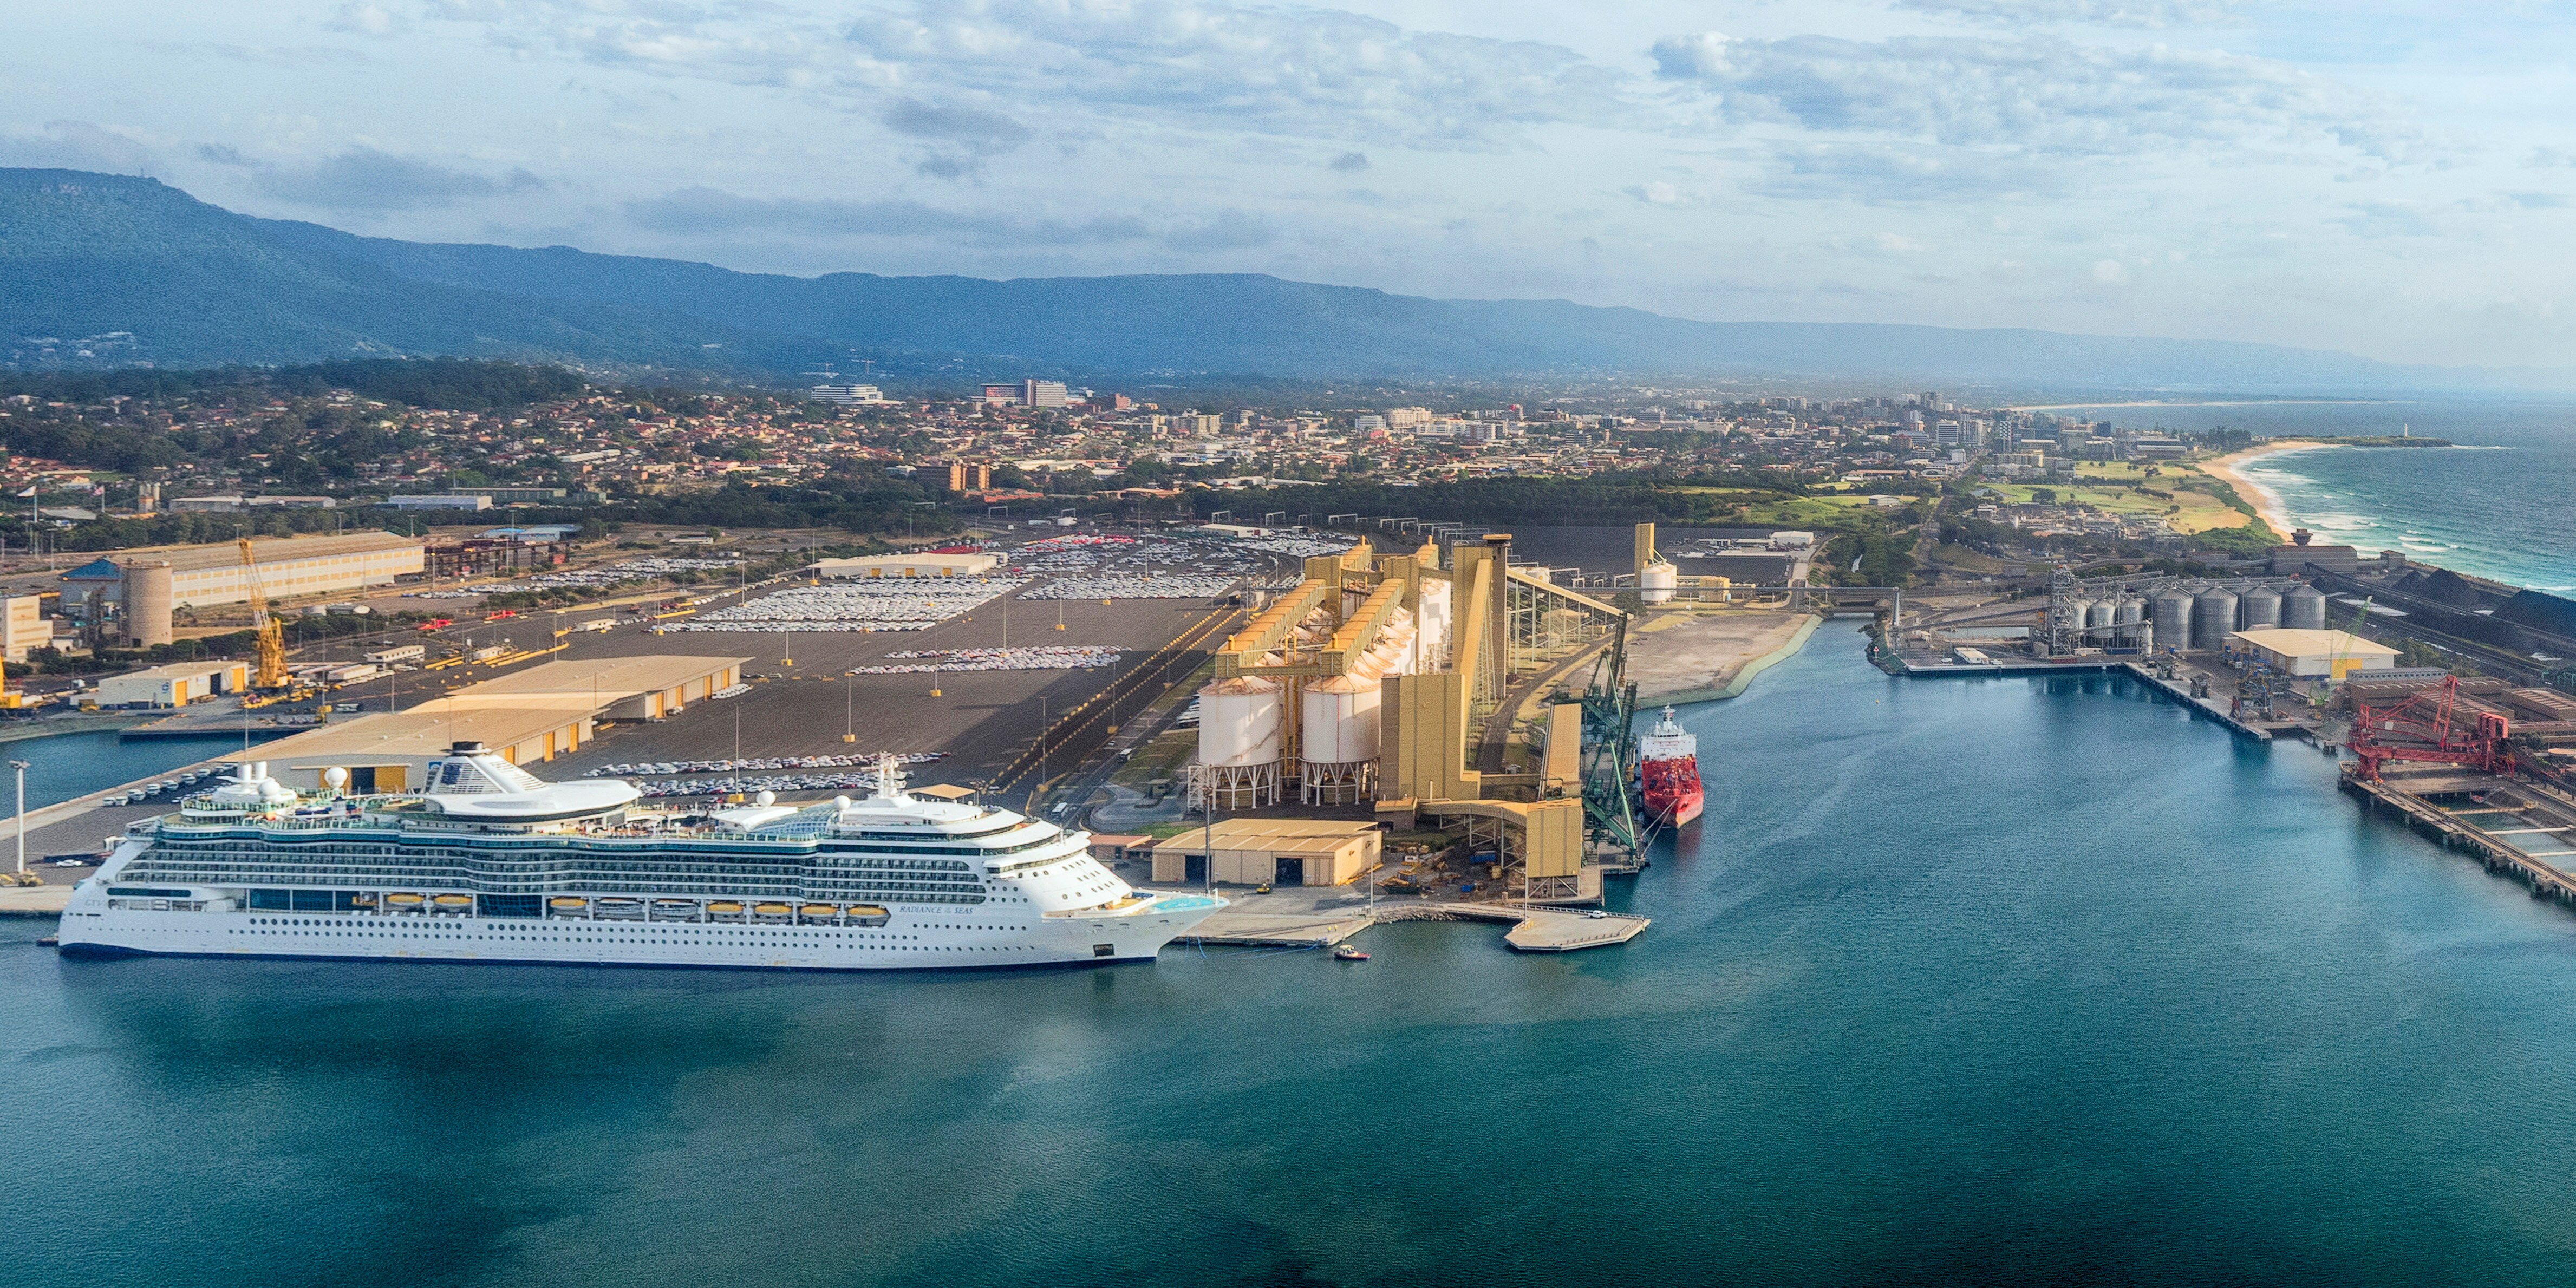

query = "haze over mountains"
0;168;2539;393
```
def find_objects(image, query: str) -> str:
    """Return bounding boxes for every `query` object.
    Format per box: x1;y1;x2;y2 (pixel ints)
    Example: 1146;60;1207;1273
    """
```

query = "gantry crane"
239;537;289;690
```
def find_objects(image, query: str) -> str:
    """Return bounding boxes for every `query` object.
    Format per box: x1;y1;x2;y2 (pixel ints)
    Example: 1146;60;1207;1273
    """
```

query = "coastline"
2008;398;2406;412
2197;442;2332;541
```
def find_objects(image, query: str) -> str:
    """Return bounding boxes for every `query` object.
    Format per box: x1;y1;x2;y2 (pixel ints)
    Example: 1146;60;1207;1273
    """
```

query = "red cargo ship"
1635;707;1704;826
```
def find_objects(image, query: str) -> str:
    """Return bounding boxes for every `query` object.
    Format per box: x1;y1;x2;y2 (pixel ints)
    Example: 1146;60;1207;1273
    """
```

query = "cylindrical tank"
2284;584;2329;631
121;560;174;647
1299;675;1381;766
2151;590;2194;651
2086;598;2117;640
1196;677;1283;768
1639;561;1679;605
2193;587;2239;650
2066;598;2095;640
2113;597;2146;644
2238;585;2282;631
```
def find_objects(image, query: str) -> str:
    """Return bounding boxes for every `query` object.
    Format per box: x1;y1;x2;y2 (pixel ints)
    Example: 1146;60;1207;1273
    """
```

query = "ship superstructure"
1635;707;1704;827
56;743;1222;970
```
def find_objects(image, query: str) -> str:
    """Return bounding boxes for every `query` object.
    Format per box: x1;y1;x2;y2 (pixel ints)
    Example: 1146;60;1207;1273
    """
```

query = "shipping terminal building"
61;531;426;645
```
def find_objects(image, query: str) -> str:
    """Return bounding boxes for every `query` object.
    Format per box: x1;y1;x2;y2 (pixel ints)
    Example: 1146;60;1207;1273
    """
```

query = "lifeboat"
548;897;588;914
595;898;646;920
431;893;474;912
800;904;838;923
752;902;794;921
384;893;425;910
650;899;700;921
843;904;891;927
707;901;746;919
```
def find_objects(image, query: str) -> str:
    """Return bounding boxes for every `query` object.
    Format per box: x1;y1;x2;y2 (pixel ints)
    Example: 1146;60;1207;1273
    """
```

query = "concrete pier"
2342;768;2576;905
1185;884;1649;953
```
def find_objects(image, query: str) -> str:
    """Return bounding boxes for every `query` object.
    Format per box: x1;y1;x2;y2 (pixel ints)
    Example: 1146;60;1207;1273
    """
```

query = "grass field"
1974;472;2248;534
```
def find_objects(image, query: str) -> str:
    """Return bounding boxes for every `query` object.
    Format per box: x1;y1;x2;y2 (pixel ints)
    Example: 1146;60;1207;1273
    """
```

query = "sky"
8;1;2576;369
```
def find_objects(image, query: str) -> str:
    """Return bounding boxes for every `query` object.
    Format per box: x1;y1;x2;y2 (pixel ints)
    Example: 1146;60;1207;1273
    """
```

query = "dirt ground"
1623;609;1813;703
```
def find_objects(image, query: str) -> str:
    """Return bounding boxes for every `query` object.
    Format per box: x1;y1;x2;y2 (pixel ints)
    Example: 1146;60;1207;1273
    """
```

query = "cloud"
1750;142;2063;203
425;0;1632;152
325;2;405;36
882;97;1033;176
624;186;1153;249
1893;0;2244;27
2334;201;2443;239
0;120;154;173
2504;190;2570;209
1330;151;1371;172
252;147;546;211
2091;258;2130;283
2526;146;2576;168
1651;32;2418;162
1163;209;1276;252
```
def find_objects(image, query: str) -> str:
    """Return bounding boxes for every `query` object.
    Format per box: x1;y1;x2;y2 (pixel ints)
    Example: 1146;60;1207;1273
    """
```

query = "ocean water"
11;635;2576;1286
2054;400;2576;591
5;729;243;810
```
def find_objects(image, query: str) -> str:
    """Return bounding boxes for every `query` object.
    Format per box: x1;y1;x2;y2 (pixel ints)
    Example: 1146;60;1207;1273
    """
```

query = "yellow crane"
239;537;289;690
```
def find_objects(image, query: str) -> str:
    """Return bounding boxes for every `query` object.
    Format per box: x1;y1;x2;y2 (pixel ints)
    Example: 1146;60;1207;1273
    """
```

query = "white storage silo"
1640;561;1679;605
1299;674;1381;803
1191;677;1283;809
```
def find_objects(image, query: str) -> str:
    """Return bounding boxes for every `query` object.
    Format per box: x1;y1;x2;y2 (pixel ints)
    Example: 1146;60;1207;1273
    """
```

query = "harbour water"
2057;398;2576;591
9;635;2576;1285
5;729;243;812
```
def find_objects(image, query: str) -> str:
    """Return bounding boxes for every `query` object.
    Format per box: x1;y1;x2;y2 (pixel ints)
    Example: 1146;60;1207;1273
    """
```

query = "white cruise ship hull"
63;748;1226;973
58;897;1223;971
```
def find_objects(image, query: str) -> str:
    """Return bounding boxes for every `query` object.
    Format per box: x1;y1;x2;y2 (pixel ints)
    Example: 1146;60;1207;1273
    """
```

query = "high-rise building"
1022;380;1069;408
1386;407;1432;429
944;461;993;492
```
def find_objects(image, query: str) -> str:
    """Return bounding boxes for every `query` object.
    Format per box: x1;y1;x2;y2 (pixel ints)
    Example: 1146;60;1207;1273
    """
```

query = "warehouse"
226;655;748;790
2228;627;2402;679
1150;818;1382;888
812;553;1001;578
61;532;425;612
96;660;250;708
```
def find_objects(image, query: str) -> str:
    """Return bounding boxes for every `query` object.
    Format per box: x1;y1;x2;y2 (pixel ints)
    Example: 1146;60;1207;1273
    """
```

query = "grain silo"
2284;584;2330;630
1192;676;1283;809
2192;586;2239;650
2238;585;2283;632
2151;589;2195;653
121;561;174;648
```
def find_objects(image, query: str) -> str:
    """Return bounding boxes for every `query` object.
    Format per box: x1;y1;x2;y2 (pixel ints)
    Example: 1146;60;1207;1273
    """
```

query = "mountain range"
0;167;2543;393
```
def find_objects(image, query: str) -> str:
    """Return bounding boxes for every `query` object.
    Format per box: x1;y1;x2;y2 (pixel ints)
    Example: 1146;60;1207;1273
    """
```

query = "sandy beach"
2197;442;2334;540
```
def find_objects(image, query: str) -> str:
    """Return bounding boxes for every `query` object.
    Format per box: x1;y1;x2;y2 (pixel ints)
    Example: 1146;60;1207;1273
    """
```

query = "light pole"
843;670;856;743
9;759;27;878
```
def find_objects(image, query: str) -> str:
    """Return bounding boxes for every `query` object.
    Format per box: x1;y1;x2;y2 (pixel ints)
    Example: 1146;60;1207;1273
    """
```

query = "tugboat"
1635;707;1705;826
1332;943;1369;962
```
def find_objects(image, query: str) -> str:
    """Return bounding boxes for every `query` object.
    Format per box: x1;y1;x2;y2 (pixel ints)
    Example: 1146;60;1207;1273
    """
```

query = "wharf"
1901;657;2123;676
120;698;315;741
0;884;69;918
1185;885;1648;953
1379;901;1651;952
2342;768;2576;905
2119;663;2275;742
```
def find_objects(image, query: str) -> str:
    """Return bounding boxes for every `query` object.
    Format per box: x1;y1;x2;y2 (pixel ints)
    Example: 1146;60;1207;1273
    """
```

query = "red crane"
2349;675;2514;780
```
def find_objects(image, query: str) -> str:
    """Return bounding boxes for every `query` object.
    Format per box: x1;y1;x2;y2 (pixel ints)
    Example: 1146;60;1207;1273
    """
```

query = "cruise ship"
56;743;1224;970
